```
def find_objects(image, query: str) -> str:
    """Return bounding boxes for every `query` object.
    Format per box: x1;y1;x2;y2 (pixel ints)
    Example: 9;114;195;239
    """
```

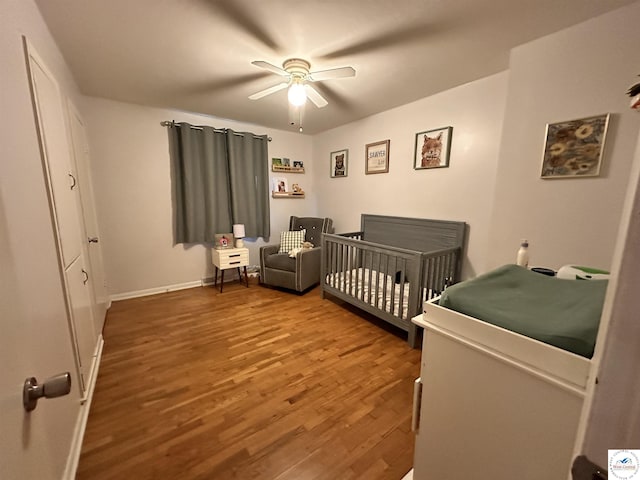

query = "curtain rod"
161;121;272;142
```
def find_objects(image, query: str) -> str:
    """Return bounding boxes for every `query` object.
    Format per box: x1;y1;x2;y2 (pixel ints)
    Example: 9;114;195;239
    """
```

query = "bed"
320;214;467;347
410;265;608;480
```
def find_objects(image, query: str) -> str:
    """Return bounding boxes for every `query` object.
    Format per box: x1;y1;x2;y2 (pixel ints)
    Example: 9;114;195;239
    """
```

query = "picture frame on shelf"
540;114;610;178
214;233;234;250
272;177;288;193
414;126;452;170
330;149;348;178
365;140;390;174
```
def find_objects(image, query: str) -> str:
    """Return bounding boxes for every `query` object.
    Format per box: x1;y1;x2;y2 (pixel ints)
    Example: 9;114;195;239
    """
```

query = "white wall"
313;73;509;279
82;2;639;297
80;98;316;296
487;1;640;271
1;0;85;477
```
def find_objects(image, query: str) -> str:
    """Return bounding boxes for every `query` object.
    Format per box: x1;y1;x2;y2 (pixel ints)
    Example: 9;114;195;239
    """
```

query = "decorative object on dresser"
365;140;390;174
232;224;245;248
260;216;333;292
214;233;234;250
321;214;466;347
211;247;249;293
414;126;452;170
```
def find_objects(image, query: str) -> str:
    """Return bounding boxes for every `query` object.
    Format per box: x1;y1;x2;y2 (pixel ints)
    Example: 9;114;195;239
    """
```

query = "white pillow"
278;229;305;253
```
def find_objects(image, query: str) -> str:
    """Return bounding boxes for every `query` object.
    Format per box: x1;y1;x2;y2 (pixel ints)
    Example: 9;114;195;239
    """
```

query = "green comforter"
439;264;608;358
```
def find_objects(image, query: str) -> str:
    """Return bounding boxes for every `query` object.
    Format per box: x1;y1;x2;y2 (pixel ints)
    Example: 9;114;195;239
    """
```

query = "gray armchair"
260;216;333;292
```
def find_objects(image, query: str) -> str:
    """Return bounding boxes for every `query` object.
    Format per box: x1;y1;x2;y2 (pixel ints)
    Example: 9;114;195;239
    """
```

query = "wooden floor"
77;281;421;480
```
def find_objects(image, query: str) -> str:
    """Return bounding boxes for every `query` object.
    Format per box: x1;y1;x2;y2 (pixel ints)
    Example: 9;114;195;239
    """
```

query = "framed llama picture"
330;149;348;177
540;114;610;178
414;126;453;170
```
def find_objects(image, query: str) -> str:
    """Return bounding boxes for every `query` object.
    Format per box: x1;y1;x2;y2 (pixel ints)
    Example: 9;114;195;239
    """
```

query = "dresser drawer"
212;248;249;269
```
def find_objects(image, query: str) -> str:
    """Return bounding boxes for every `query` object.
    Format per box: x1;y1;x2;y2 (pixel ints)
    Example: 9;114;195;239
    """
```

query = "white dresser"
212;247;249;292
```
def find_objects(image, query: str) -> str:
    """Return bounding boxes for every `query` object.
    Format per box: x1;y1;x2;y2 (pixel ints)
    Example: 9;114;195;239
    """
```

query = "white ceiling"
36;0;634;134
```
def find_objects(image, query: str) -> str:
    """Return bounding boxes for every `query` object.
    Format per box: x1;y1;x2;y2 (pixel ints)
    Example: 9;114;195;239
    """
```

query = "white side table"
212;247;249;293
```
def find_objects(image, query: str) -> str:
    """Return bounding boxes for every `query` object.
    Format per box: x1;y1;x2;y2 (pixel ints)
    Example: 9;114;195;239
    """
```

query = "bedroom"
1;0;639;478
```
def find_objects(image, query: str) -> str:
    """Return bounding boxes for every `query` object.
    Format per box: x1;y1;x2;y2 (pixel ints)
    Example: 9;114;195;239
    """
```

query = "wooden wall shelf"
272;192;306;199
272;166;305;173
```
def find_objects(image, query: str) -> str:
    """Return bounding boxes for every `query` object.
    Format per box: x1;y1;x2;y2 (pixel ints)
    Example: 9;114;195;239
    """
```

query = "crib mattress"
438;264;607;358
327;268;412;319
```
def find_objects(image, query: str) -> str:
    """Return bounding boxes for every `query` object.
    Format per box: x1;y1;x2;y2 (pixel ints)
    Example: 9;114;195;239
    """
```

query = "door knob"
23;372;72;412
88;237;99;243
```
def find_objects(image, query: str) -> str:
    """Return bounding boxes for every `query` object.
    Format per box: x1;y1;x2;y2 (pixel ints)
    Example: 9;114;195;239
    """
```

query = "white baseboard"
109;271;257;302
63;335;104;480
110;280;203;301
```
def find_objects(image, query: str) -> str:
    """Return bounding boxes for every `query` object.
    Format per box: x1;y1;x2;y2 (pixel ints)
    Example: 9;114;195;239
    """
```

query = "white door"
65;255;98;392
67;101;108;333
0;198;82;480
25;40;98;396
28;45;82;269
0;32;83;477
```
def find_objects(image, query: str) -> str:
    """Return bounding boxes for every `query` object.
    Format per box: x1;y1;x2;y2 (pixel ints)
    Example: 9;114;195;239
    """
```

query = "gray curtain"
227;129;270;239
168;122;270;244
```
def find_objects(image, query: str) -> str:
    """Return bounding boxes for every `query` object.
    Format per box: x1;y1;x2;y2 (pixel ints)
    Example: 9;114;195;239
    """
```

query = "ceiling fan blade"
204;1;281;53
319;22;438;60
312;82;351;110
251;60;289;76
248;82;288;100
186;72;271;94
309;66;356;82
305;84;328;108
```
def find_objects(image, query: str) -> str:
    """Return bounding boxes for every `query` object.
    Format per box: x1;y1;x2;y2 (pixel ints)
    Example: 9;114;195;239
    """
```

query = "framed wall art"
540;114;610;178
365;140;390;174
330;149;348;178
414;126;452;170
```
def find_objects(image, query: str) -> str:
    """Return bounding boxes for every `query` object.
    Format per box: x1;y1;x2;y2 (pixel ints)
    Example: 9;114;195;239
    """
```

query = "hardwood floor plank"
77;285;420;479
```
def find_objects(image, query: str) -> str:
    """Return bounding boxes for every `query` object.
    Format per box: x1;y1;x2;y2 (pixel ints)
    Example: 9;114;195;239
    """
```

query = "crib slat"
398;258;405;319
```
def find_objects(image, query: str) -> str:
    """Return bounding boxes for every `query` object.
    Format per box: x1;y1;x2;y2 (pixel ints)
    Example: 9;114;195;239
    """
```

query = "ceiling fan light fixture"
288;81;307;106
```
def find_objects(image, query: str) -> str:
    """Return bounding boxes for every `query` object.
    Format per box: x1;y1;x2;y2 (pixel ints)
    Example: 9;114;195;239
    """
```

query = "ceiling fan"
248;58;356;108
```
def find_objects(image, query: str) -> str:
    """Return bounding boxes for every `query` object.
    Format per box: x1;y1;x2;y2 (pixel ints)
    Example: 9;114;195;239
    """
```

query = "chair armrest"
260;244;280;256
260;244;280;270
296;247;322;290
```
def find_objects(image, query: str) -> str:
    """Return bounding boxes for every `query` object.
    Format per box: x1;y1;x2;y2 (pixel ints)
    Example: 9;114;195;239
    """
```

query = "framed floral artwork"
540;114;610;178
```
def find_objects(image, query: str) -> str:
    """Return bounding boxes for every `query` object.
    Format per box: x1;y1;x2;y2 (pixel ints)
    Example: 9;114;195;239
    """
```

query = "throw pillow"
278;229;306;253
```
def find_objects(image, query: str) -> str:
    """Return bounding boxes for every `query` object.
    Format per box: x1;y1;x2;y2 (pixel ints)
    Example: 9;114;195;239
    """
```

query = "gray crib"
321;214;466;347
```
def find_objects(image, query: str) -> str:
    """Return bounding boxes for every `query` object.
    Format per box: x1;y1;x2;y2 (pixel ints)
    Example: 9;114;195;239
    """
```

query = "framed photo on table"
330;149;348;177
365;140;390;174
214;233;234;249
